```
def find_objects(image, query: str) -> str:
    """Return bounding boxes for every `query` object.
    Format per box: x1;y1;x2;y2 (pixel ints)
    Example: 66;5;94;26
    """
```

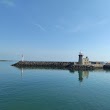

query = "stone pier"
12;61;95;70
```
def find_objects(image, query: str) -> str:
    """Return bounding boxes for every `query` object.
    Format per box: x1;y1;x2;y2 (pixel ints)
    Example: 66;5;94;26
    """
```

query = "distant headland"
0;60;12;62
12;52;110;70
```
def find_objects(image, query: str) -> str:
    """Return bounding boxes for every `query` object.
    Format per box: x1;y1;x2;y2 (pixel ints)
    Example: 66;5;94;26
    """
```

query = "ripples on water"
0;62;110;110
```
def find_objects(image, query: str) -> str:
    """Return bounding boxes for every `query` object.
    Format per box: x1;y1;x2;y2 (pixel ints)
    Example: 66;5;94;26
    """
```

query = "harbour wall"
12;61;102;70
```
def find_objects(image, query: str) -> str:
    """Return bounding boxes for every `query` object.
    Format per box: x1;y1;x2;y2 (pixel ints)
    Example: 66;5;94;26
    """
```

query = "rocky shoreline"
12;61;96;70
103;64;110;70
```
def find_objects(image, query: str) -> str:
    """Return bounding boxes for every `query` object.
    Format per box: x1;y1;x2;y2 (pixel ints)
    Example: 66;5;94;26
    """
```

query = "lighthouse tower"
21;54;24;62
78;51;83;65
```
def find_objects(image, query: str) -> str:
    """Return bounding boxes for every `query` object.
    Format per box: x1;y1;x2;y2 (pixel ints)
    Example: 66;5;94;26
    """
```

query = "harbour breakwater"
12;61;96;70
103;64;110;70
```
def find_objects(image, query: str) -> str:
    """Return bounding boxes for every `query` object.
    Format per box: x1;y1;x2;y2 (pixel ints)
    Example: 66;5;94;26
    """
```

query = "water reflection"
16;66;91;82
20;68;24;78
78;71;89;82
1;62;110;110
13;66;110;83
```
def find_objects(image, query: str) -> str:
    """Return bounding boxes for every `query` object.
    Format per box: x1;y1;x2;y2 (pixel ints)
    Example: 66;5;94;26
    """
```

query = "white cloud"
34;23;46;32
1;0;15;7
68;19;109;33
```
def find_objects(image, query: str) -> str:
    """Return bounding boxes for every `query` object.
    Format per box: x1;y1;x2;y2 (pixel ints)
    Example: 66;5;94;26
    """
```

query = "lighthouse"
21;54;24;62
78;51;83;65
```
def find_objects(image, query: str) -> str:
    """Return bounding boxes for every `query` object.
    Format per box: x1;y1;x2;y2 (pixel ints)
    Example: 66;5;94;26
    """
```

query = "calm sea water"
0;61;110;110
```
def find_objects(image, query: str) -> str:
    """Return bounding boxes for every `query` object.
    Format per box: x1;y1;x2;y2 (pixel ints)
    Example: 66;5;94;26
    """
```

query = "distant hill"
0;60;10;61
0;60;15;62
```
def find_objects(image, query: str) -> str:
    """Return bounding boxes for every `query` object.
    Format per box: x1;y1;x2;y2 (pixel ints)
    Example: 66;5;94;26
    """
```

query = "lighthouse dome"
79;51;83;55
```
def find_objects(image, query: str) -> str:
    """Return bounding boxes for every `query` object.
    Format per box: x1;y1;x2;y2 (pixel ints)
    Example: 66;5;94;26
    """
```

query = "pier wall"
12;61;96;70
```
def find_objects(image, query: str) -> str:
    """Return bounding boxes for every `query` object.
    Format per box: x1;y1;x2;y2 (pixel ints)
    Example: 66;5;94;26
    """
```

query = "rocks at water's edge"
12;61;95;70
103;64;110;69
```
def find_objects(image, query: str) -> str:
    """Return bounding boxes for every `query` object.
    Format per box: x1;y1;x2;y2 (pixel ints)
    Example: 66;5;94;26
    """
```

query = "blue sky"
0;0;110;61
